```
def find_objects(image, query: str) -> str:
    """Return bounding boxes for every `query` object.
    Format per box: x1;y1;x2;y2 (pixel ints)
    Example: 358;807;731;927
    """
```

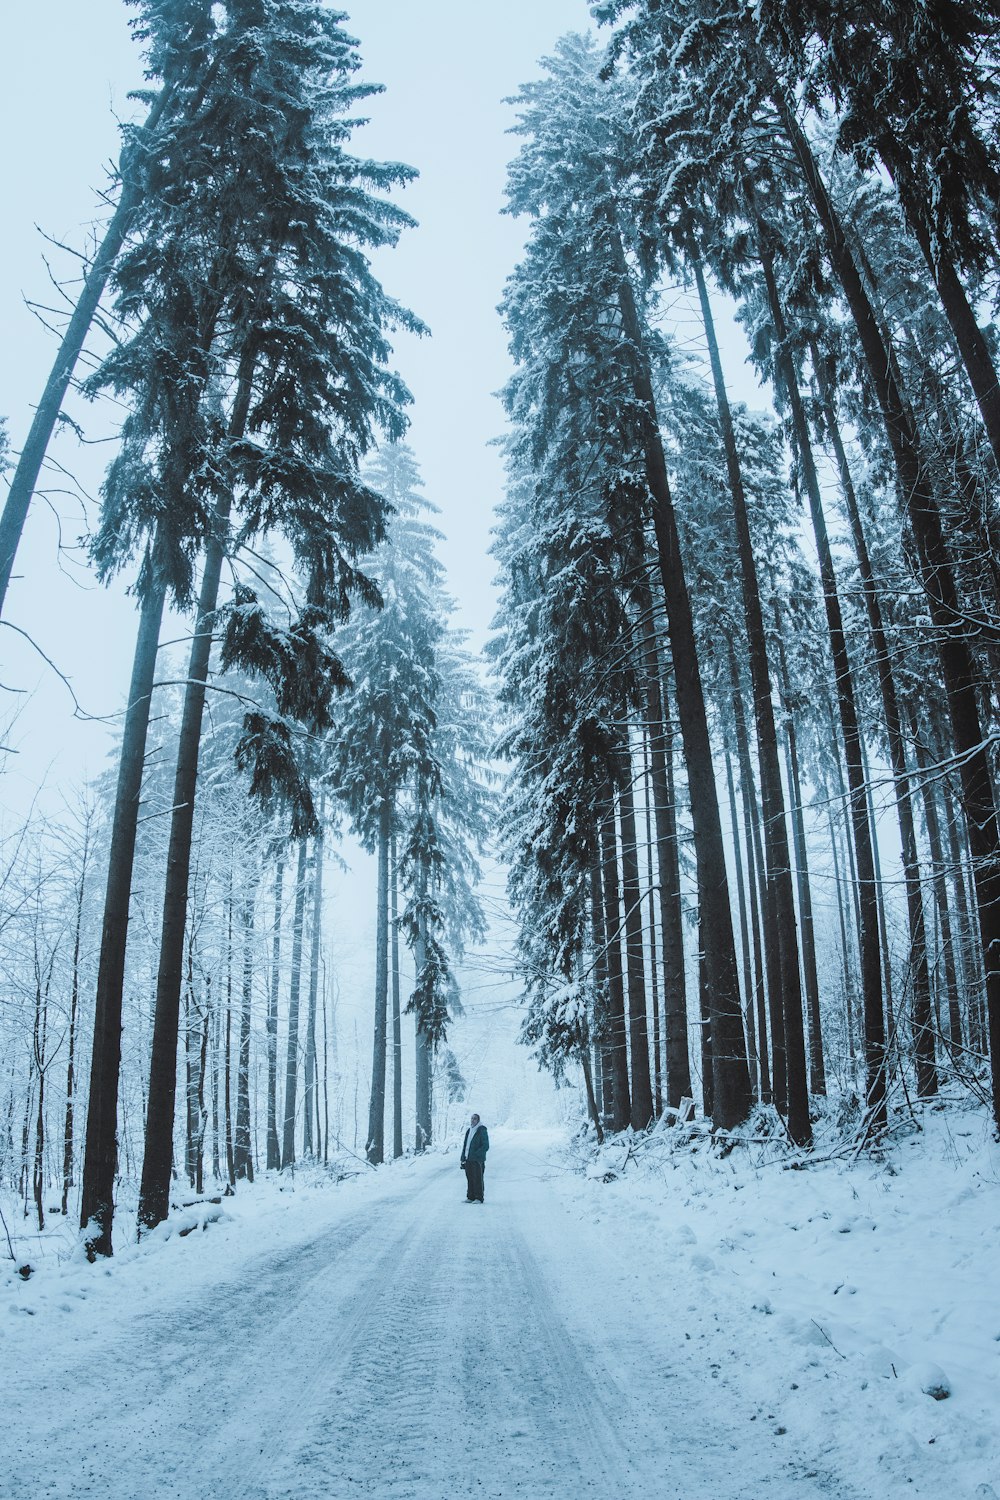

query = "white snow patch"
554;1099;1000;1498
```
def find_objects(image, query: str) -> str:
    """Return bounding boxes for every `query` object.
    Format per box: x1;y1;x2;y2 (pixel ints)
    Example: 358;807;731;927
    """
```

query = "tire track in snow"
234;1149;655;1498
3;1162;451;1500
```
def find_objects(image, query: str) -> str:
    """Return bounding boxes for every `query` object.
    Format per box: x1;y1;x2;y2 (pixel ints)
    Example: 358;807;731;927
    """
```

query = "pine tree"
330;443;449;1164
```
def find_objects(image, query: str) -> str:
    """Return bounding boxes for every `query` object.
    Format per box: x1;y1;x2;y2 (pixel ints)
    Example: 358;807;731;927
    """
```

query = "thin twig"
0;623;113;722
811;1320;847;1359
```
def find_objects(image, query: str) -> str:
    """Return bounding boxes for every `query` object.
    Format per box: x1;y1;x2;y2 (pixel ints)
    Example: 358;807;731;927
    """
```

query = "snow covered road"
4;1129;992;1498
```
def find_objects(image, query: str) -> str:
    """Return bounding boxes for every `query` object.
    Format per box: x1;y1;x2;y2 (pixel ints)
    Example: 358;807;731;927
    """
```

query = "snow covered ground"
2;1109;998;1498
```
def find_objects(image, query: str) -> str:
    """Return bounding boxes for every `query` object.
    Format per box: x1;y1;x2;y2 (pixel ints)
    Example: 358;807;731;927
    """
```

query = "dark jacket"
461;1124;489;1164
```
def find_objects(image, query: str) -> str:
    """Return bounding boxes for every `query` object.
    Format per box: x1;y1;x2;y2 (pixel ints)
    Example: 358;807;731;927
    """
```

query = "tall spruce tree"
330;443;447;1165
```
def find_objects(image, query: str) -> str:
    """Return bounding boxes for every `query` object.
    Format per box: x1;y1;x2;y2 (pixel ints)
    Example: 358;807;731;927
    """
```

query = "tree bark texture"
632;581;691;1107
62;836;87;1217
817;377;936;1095
138;340;259;1229
390;833;403;1161
304;826;324;1161
729;648;784;1110
414;921;432;1151
641;735;663;1115
234;884;255;1180
725;747;759;1095
774;622;826;1096
266;852;284;1171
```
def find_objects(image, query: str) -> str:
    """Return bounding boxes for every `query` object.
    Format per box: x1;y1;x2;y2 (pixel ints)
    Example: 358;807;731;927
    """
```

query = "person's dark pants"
464;1159;485;1201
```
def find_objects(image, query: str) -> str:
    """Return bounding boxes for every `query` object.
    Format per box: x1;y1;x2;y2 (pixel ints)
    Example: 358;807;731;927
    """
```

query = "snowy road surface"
4;1130;982;1499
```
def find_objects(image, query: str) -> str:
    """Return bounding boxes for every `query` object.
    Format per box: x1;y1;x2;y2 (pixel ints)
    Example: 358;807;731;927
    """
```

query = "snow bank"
555;1099;1000;1498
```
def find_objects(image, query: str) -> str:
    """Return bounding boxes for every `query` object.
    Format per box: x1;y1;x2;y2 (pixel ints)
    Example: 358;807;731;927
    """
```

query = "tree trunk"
281;836;309;1169
414;922;432;1152
390;833;403;1160
737;727;770;1105
910;717;965;1057
590;856;615;1128
632;581;691;1107
773;622;825;1095
32;973;48;1233
944;774;989;1054
827;797;859;1073
612;233;750;1130
138;340;259;1232
0;88;176;617
642;734;663;1115
224;883;235;1187
195;1004;208;1195
599;793;632;1131
184;960;198;1188
758;243;887;1131
725;747;759;1096
304;821;324;1161
581;1044;604;1143
694;259;810;1144
80;570;166;1255
138;500;231;1230
62;830;88;1217
698;921;714;1118
366;801;391;1165
816;373;936;1096
778;96;1000;1132
321;981;330;1164
266;851;284;1171
729;646;784;1110
20;1075;33;1212
210;976;220;1181
234;881;255;1180
617;748;655;1129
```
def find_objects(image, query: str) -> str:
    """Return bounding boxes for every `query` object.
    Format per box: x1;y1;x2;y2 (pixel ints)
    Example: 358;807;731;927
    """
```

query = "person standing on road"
460;1113;489;1202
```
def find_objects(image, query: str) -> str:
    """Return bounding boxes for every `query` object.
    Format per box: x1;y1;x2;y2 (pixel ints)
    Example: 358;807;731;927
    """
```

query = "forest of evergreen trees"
2;0;1000;1263
491;3;1000;1150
